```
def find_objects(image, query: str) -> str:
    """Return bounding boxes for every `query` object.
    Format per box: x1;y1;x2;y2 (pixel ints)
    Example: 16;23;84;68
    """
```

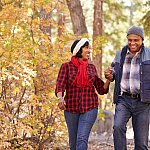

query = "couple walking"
55;26;150;150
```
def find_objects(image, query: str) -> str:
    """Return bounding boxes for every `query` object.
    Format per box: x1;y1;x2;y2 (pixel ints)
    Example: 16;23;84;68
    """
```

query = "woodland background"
0;0;150;149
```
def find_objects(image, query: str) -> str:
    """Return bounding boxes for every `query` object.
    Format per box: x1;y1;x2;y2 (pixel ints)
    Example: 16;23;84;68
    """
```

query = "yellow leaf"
46;126;51;132
13;87;20;94
42;62;47;68
39;123;44;128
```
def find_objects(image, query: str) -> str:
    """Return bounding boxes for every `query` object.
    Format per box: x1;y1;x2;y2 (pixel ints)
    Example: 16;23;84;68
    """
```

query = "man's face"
127;34;143;55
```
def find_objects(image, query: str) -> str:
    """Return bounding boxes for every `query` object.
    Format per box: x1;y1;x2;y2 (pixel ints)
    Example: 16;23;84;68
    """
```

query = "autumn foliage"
0;0;73;149
1;0;149;149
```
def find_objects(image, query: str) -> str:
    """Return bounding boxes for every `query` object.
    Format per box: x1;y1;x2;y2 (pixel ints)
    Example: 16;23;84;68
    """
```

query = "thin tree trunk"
93;0;103;78
57;0;65;36
93;0;103;108
39;6;52;36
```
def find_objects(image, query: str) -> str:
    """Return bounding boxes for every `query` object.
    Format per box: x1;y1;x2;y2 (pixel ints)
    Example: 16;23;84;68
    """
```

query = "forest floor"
54;124;150;150
88;132;134;150
56;134;136;150
88;129;150;150
88;142;134;150
56;128;150;150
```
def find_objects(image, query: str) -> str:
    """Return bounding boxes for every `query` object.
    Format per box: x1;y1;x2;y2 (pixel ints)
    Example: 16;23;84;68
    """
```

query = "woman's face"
81;45;91;60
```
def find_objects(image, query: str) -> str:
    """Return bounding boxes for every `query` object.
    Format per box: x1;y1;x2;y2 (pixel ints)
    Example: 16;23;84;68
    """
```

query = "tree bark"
93;0;103;108
57;0;65;36
66;0;88;36
39;6;52;36
93;0;103;78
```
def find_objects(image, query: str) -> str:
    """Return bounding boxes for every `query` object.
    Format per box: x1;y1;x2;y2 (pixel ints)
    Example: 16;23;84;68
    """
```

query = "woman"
55;38;110;150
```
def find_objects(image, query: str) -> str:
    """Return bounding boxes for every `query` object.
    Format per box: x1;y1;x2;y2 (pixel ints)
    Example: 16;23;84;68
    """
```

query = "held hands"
104;66;113;81
58;97;66;110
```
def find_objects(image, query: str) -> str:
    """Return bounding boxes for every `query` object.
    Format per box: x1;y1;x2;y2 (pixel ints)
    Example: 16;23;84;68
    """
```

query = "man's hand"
104;66;113;81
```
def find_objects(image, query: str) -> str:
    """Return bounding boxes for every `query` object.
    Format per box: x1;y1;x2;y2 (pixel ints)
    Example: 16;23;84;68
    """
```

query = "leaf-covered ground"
88;132;150;150
88;132;134;150
88;142;134;150
54;139;150;150
54;129;150;150
54;141;135;150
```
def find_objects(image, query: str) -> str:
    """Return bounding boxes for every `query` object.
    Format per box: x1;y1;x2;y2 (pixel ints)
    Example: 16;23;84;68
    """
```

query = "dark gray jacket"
112;44;150;104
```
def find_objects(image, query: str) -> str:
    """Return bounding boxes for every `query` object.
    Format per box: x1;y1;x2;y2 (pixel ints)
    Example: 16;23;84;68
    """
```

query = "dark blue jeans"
113;95;150;150
64;107;98;150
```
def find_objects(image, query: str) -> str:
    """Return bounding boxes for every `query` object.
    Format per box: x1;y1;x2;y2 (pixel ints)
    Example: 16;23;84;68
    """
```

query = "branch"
13;87;26;118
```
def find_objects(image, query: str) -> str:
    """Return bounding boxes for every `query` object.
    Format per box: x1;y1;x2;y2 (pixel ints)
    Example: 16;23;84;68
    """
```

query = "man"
105;26;150;150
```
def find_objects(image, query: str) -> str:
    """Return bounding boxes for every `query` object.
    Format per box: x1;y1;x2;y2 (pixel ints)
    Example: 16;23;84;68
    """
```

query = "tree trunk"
129;2;133;26
57;0;65;36
66;0;88;36
93;0;103;78
39;6;52;36
93;0;103;108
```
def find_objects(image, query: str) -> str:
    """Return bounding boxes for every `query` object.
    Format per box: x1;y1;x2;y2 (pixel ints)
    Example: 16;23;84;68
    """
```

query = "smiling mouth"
130;46;137;50
131;46;136;48
86;54;90;58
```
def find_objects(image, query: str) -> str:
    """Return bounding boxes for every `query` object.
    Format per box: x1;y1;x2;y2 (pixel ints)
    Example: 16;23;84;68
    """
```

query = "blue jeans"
113;95;150;150
64;107;98;150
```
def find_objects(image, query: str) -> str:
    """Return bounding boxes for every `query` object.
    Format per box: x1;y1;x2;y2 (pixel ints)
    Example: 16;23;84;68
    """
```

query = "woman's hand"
58;97;66;110
104;66;113;81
